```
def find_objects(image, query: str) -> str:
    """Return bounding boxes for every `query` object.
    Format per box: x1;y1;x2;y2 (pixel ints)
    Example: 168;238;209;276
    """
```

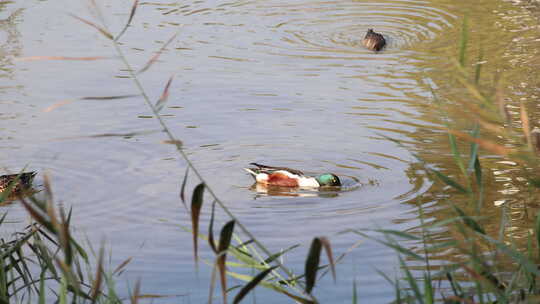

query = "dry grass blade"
474;117;506;135
162;139;183;146
115;0;139;42
233;266;277;304
520;101;532;151
54;257;81;293
279;288;316;304
218;220;236;304
113;257;133;276
532;128;540;155
131;279;141;304
45;95;138;112
462;265;504;291
191;183;205;265
137;33;178;74
444;296;476;304
19;198;55;233
90;246;104;302
304;237;322;294
179;167;189;209
86;131;149;138
68;13;113;40
447;129;513;156
59;207;73;266
16;56;108;62
43;174;58;230
318;237;336;282
155;75;174;113
496;86;510;124
208;259;218;304
53;130;158;141
455;76;492;108
208;201;217;253
44;99;76;112
80;94;139;100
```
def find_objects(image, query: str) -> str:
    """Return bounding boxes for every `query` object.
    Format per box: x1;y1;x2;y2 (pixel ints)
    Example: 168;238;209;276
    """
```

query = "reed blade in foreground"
218;220;236;304
190;183;205;265
233;266;277;304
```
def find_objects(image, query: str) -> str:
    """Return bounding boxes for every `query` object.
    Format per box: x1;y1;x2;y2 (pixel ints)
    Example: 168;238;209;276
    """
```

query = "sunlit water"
1;0;539;302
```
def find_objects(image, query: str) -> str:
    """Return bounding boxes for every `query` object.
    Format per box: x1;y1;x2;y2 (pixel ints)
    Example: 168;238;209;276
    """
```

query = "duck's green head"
316;173;341;187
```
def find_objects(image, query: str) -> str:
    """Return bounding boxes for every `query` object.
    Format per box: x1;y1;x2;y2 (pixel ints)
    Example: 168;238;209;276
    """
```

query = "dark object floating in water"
0;172;37;196
363;29;386;52
244;162;341;187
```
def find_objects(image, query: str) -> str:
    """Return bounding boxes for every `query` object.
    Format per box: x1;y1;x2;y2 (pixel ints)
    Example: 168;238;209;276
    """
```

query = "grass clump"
362;15;540;303
0;175;129;303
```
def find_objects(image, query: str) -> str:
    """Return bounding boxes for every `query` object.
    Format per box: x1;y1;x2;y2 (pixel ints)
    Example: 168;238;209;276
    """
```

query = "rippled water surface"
1;0;539;302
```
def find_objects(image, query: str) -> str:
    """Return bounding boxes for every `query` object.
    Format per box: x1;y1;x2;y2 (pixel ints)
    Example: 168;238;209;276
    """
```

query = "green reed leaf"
474;47;484;84
39;269;46;304
370;229;420;241
399;256;422;304
431;169;469;194
191;183;205;265
536;210;540;259
264;244;300;264
448;133;466;177
529;178;540;188
59;276;67;304
351;230;423;261
478;233;540;276
0;257;5;302
452;205;485;235
352;279;358;304
467;125;479;174
227;271;315;304
459;15;468;66
424;272;433;304
305;237;322;294
233;266;277;304
474;156;483;210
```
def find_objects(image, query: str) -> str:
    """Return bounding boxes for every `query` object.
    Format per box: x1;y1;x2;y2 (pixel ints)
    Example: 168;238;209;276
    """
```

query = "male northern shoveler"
244;163;341;187
0;172;36;195
363;29;386;52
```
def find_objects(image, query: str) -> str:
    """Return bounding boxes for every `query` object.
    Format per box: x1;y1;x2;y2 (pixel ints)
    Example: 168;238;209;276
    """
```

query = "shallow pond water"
1;0;539;302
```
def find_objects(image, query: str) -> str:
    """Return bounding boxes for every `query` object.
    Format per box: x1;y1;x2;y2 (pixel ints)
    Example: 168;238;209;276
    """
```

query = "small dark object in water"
0;172;37;195
363;29;386;52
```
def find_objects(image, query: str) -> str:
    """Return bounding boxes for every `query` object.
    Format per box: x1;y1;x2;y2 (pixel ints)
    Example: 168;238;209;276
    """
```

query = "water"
1;0;539;302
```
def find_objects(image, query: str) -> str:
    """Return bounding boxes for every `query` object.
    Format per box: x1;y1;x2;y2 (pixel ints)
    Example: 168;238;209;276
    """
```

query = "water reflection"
379;0;540;274
0;7;22;81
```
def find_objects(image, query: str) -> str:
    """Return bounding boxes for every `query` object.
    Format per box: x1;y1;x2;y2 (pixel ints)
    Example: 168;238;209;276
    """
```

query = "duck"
363;29;386;51
244;163;341;187
0;172;37;195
